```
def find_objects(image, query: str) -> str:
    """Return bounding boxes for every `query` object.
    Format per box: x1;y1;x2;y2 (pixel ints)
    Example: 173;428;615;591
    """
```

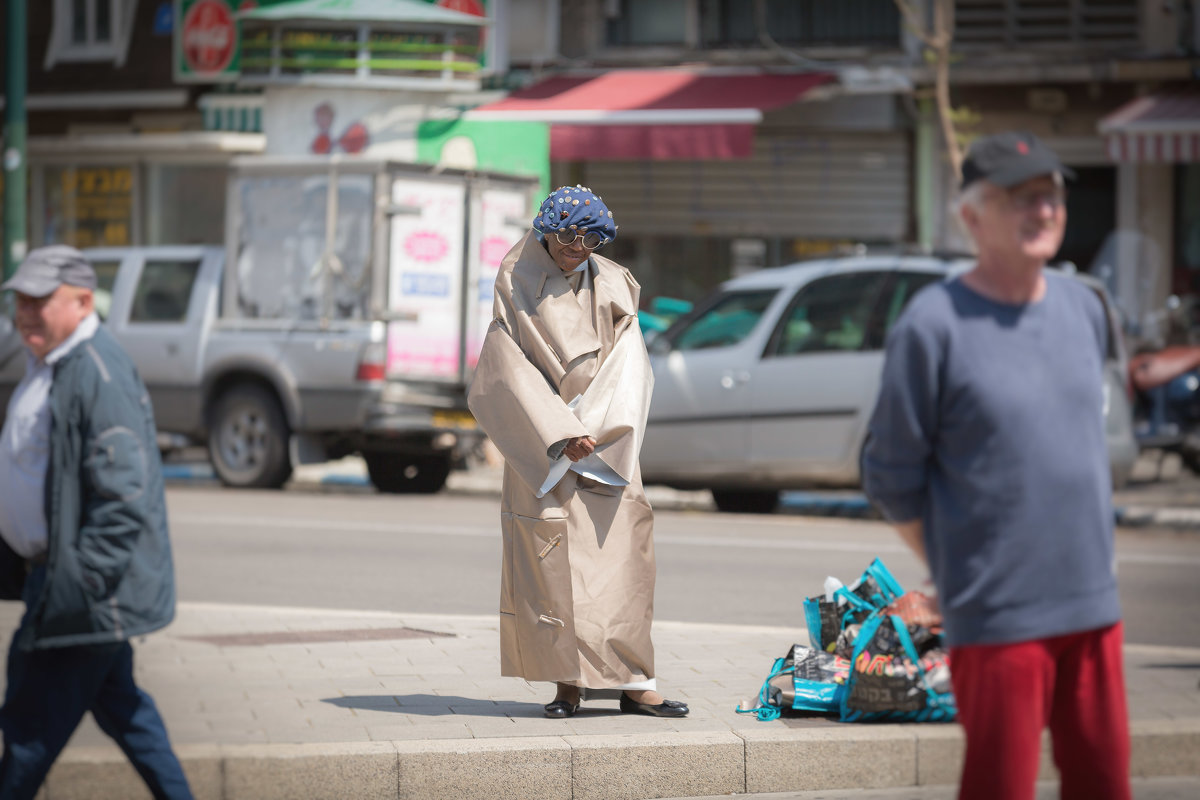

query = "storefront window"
1177;164;1200;274
1058;166;1116;272
42;165;134;248
700;0;900;47
36;161;230;249
142;165;226;245
606;0;688;45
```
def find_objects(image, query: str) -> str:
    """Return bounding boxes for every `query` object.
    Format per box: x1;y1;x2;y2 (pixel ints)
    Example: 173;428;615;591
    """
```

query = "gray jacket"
14;325;176;650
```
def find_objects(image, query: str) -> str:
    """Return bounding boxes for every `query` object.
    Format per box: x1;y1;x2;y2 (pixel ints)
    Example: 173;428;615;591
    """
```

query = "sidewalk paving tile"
567;731;745;800
741;726;918;793
222;742;398;800
1129;719;1200;776
46;744;223;800
394;736;572;800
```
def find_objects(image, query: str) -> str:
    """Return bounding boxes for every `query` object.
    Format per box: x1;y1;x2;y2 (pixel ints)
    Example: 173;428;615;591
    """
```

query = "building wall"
0;1;184;113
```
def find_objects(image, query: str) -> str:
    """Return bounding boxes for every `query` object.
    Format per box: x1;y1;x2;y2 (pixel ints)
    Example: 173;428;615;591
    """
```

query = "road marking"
171;513;906;553
171;513;1200;563
172;514;486;537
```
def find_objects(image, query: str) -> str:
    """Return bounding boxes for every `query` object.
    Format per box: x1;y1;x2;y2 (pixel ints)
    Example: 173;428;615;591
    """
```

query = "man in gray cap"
862;132;1131;800
0;246;192;798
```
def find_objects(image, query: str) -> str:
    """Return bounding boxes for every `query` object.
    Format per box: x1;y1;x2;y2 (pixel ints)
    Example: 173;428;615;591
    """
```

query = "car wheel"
208;384;293;489
365;452;452;494
711;489;780;514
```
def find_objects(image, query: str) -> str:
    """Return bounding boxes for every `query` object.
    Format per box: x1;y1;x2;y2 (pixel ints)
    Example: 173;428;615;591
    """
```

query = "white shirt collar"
37;312;100;368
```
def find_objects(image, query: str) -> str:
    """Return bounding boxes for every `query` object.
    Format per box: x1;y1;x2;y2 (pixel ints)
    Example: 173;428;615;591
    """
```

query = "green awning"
238;0;487;26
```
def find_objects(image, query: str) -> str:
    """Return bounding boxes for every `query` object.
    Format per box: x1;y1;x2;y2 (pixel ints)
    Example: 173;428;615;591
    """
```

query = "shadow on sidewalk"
322;695;544;717
1140;662;1200;670
322;694;634;719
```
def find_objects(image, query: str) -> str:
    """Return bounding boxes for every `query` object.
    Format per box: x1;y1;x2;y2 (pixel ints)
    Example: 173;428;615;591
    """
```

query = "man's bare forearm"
894;519;927;568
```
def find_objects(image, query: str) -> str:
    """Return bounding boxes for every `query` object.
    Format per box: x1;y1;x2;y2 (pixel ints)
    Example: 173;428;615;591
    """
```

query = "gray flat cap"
1;245;97;298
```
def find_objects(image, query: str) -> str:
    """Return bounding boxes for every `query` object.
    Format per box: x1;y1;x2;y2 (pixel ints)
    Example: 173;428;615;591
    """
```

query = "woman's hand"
563;435;597;462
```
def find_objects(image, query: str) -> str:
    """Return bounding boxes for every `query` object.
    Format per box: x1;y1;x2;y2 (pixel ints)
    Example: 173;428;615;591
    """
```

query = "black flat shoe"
544;699;579;719
619;693;689;718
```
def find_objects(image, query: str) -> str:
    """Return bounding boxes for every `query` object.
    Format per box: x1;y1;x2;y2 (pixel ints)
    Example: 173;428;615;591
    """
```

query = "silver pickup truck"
0;158;538;493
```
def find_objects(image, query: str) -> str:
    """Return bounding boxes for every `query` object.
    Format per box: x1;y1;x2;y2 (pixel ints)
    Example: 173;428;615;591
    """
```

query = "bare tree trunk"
932;0;963;180
896;0;963;181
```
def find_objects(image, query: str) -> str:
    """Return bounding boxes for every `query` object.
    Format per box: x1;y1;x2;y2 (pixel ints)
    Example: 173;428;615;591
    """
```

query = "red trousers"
949;622;1131;800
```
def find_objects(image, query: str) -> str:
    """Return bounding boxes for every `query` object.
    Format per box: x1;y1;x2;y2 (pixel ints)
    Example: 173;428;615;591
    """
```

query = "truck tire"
208;384;293;489
711;489;780;514
365;452;452;494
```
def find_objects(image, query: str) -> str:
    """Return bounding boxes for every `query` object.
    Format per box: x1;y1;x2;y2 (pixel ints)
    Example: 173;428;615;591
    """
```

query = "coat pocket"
84;426;147;503
500;512;571;623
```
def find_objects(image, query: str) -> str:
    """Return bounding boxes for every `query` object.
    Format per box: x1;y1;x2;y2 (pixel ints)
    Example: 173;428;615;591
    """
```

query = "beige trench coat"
467;231;656;688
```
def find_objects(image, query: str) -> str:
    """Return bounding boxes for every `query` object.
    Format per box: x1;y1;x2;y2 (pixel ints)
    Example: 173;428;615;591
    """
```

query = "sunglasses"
554;229;605;250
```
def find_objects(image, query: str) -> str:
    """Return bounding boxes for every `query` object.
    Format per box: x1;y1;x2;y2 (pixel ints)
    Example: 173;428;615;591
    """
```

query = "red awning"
1100;92;1200;163
466;70;833;160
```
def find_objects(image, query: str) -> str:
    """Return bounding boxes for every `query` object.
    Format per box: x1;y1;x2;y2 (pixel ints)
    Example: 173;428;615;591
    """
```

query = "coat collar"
507;232;602;363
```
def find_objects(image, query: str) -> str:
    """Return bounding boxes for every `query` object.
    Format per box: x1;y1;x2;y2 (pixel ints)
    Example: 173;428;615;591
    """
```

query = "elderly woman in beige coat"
467;186;687;719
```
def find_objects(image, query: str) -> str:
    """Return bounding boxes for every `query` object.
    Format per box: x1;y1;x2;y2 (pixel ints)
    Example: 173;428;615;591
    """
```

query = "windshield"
235;174;373;321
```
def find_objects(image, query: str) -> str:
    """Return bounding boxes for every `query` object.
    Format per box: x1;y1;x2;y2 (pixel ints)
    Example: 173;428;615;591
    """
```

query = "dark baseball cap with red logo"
960;131;1075;190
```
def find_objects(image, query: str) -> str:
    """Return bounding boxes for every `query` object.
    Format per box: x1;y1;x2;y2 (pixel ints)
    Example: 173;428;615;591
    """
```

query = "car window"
863;271;944;350
766;272;891;357
89;259;120;321
668;289;778;352
129;260;201;324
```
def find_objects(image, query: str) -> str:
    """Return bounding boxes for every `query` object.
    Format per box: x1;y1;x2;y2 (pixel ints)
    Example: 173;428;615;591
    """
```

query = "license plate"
432;410;477;429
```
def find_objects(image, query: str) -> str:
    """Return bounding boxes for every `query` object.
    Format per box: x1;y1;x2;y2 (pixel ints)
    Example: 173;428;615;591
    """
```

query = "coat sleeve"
570;312;654;484
468;311;589;494
860;315;942;524
75;356;161;601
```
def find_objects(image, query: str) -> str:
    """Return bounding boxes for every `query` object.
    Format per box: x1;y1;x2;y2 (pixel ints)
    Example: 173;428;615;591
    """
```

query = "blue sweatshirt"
861;272;1121;647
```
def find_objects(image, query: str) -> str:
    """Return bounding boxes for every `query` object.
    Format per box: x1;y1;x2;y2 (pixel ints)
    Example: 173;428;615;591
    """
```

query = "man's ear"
78;289;95;315
959;204;979;237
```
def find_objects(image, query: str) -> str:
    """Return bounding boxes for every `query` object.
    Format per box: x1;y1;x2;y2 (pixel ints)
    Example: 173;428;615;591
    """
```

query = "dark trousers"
0;569;192;800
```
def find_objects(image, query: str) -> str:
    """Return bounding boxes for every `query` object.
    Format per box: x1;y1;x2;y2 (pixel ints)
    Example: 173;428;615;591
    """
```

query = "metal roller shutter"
578;130;909;241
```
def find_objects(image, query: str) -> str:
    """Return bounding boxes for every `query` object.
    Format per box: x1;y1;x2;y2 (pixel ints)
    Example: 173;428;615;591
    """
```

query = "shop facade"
468;70;913;303
26;131;262;250
1100;88;1200;317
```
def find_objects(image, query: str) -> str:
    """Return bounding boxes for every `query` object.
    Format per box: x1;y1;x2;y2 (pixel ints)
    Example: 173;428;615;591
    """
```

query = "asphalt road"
165;485;1200;648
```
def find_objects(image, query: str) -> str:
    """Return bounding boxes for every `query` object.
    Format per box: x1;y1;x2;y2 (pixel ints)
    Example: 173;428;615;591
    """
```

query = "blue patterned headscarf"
532;185;618;246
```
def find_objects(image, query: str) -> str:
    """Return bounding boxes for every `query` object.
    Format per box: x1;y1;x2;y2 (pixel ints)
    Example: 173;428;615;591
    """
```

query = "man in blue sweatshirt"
862;132;1130;800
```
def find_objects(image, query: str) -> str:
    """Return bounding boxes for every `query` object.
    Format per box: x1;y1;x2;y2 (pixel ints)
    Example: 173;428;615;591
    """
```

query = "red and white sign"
182;0;236;76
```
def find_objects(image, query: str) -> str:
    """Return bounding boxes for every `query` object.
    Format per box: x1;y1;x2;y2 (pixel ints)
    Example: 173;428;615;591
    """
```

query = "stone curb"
42;718;1200;800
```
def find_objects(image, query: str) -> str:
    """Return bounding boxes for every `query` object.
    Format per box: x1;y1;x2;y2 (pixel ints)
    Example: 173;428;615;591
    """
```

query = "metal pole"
3;0;28;280
916;96;935;251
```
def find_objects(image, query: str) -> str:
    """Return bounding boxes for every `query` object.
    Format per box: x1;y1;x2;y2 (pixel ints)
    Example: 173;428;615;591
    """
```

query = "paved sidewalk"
10;601;1199;800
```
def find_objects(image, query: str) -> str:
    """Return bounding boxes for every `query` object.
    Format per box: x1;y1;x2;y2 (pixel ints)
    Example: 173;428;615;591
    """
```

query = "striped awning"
1100;92;1200;163
465;70;834;160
